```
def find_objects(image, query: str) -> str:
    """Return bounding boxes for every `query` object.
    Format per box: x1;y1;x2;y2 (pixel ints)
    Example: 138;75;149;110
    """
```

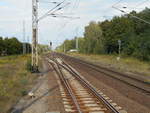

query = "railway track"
47;56;127;113
56;53;150;94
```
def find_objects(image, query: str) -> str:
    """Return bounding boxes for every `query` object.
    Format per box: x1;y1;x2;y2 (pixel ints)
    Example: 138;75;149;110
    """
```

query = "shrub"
20;89;28;96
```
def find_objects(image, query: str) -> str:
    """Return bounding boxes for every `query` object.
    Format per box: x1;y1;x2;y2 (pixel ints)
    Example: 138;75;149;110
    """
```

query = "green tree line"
57;8;150;61
0;37;31;56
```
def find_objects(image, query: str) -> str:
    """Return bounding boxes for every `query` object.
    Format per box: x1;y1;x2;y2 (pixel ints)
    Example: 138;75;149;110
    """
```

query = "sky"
0;0;150;48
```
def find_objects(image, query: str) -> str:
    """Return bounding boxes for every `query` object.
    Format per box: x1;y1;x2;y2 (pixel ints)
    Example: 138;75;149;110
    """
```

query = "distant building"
69;49;78;52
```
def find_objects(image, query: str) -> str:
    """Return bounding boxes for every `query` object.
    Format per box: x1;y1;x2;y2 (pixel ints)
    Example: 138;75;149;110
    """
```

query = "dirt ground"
11;54;150;113
64;58;150;113
11;58;65;113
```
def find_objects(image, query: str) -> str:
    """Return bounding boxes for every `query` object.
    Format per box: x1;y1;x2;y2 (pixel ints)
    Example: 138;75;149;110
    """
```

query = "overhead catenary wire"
37;0;80;50
39;1;59;4
69;0;80;14
56;0;81;35
49;2;71;15
121;0;149;11
38;0;66;21
51;0;81;42
49;14;80;19
55;0;80;29
102;0;124;20
112;0;123;7
133;0;149;8
39;1;74;21
48;4;80;20
113;0;150;12
112;6;150;25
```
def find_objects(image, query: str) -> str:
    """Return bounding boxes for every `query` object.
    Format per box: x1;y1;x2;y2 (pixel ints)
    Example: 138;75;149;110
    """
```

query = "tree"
57;8;150;61
0;37;4;55
3;38;22;55
84;21;104;54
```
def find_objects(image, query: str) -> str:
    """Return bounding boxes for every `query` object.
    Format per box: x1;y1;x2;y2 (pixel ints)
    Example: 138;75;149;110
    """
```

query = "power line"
120;0;150;11
112;6;150;25
70;0;80;13
134;0;149;8
112;0;123;7
101;0;124;20
49;2;71;15
55;0;81;34
31;0;80;71
23;20;26;54
114;0;150;11
39;1;59;4
48;13;80;19
38;0;66;21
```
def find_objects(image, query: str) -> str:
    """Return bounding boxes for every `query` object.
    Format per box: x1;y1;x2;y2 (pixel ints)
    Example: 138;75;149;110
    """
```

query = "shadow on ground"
39;68;55;76
11;85;58;113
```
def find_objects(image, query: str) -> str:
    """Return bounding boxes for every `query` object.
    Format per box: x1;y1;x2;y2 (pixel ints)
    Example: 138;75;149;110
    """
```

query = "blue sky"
0;0;150;48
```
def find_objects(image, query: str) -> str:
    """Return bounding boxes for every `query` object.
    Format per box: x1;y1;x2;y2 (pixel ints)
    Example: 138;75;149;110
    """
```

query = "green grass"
68;53;150;77
0;55;37;113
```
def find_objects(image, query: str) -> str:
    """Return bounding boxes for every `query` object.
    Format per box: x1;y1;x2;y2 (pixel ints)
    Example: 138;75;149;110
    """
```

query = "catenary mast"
32;0;39;72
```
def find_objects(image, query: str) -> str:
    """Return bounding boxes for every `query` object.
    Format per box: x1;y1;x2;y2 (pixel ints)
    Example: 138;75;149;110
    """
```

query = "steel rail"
59;60;120;113
58;53;150;94
59;53;148;83
49;59;82;113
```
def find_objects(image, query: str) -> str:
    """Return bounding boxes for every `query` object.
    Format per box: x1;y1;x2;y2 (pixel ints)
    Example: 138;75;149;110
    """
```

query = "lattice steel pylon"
31;0;79;72
32;0;39;72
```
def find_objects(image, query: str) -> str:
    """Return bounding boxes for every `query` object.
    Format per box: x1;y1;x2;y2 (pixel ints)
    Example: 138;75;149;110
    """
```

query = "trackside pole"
32;0;39;72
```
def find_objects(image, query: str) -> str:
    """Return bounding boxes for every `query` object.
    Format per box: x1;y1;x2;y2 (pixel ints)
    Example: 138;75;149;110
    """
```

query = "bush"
20;89;28;96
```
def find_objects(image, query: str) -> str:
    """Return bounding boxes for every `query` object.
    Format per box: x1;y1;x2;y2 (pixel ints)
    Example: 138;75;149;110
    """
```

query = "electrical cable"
49;0;80;32
112;6;150;25
38;0;66;21
39;1;58;4
101;0;124;20
112;0;123;7
133;0;149;8
121;0;149;11
38;0;80;49
49;2;71;14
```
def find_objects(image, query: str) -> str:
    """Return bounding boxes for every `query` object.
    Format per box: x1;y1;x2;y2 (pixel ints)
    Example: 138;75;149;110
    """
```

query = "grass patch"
68;53;150;76
26;58;32;71
0;55;37;113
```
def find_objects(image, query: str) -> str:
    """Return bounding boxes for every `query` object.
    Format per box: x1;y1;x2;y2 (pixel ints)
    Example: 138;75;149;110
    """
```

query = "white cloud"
0;0;150;48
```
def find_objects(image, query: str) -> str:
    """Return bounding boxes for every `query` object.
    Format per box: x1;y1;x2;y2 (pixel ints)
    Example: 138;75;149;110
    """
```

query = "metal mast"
31;0;78;72
23;20;26;54
27;36;30;53
32;0;39;72
75;28;79;51
76;37;78;51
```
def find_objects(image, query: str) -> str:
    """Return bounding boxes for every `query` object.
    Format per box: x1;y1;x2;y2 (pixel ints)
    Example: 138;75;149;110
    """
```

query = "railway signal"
50;42;52;50
76;37;78;51
23;20;26;54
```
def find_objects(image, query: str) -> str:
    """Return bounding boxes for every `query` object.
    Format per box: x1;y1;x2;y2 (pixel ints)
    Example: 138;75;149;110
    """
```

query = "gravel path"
22;75;50;113
45;59;66;113
11;58;65;113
